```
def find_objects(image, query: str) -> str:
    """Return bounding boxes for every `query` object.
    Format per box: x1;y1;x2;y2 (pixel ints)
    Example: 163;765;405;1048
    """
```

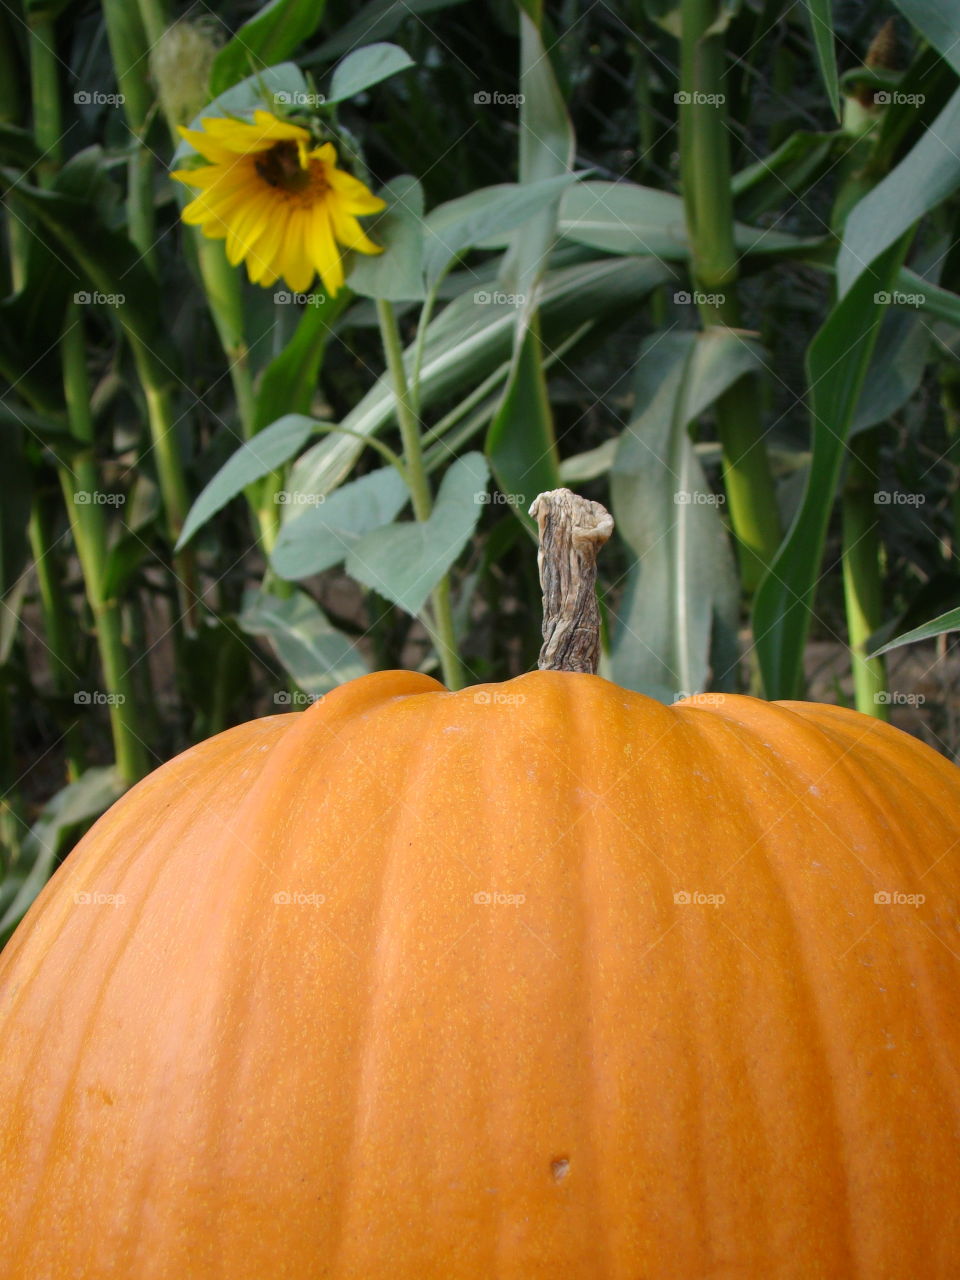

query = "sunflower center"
255;141;312;193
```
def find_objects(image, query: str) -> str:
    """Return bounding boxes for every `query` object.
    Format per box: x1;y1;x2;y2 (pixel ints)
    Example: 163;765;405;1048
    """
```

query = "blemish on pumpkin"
551;1157;570;1183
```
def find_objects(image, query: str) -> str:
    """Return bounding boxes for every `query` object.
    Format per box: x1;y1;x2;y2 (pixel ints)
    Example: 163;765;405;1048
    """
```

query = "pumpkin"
2;490;960;1279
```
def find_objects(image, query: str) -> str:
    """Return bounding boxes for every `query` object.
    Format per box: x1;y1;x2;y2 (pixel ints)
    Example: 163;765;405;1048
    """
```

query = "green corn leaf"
753;238;909;700
610;330;759;701
803;0;841;119
870;607;960;658
837;89;960;297
210;1;328;97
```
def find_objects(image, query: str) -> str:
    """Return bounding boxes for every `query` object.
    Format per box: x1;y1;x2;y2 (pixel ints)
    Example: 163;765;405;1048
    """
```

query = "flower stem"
375;298;464;689
60;311;150;781
678;0;782;592
192;237;258;440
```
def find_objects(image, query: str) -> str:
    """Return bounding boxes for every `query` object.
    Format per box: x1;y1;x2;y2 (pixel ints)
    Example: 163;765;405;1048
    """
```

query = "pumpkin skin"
2;668;960;1279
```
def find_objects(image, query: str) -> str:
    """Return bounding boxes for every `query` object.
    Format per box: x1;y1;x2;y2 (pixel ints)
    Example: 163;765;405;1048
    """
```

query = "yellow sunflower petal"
324;165;386;216
200;110;311;155
328;205;383;256
245;203;290;285
279;213;316;294
180;179;252;234
306;203;344;297
175;125;236;165
224;191;275;266
174;163;257;207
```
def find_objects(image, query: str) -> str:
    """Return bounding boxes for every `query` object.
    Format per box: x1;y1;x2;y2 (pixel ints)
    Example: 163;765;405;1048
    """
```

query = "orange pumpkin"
2;492;960;1278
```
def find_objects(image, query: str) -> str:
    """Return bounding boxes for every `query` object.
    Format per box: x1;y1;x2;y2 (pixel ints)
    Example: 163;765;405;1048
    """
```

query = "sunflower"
171;109;386;296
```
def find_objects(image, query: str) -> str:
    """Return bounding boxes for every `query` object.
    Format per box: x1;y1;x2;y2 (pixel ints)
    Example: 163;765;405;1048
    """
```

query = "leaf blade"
177;415;317;549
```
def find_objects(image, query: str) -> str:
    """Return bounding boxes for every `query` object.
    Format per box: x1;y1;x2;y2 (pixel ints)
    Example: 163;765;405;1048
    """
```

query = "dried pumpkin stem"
530;489;613;674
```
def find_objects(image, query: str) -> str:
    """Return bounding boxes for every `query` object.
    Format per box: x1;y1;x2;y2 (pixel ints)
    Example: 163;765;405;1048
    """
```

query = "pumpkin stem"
529;488;614;674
